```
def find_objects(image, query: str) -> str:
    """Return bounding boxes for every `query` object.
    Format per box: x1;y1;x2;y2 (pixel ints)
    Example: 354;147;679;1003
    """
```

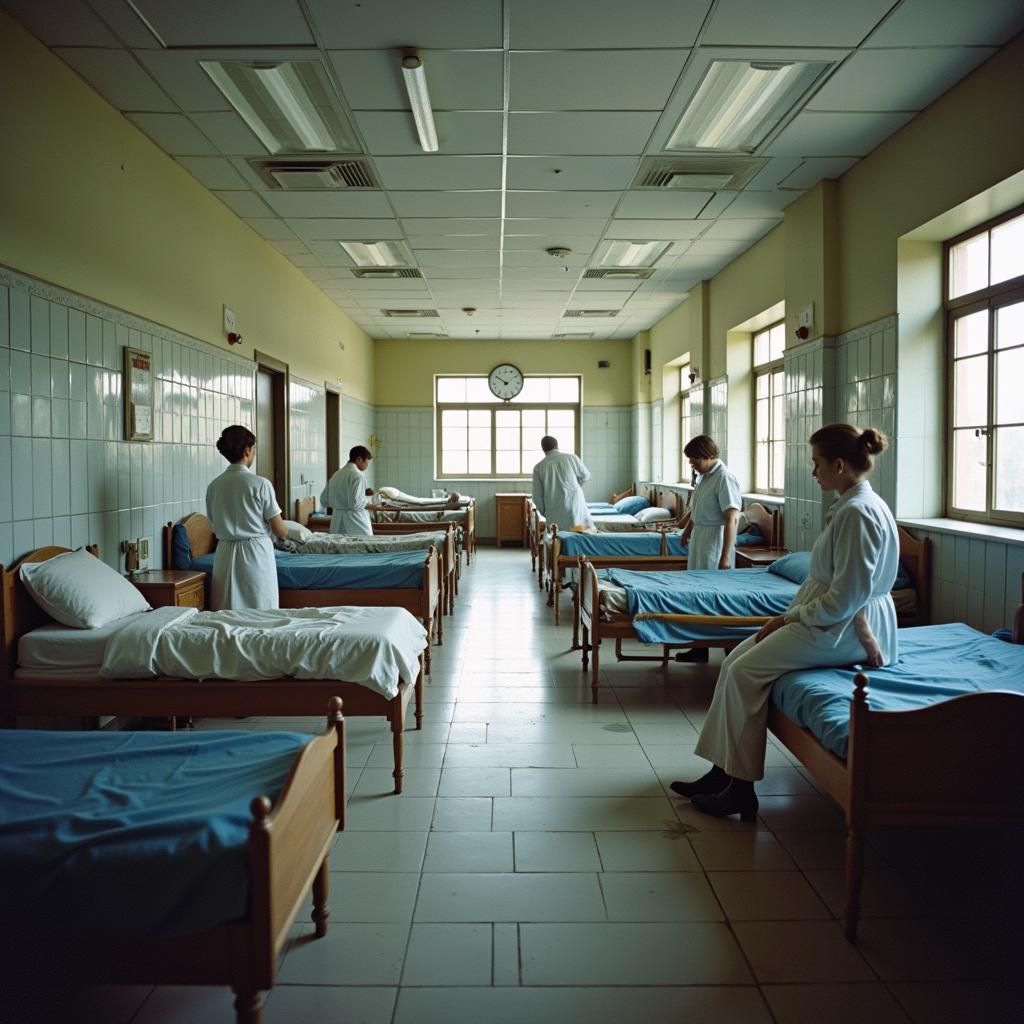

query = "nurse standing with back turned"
206;425;288;610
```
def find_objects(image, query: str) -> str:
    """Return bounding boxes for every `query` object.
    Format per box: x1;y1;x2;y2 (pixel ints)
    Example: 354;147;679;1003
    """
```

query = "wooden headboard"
162;514;217;568
295;496;316;527
897;526;931;623
1;545;99;682
609;484;636;504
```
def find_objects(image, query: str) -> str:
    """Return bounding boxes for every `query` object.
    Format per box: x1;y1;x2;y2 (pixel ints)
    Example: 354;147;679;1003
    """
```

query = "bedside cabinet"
495;493;529;547
735;547;791;569
130;569;206;609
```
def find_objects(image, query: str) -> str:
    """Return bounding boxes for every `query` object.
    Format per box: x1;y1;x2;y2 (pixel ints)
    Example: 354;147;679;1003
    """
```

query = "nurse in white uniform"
321;445;374;535
206;425;289;610
679;435;741;571
671;424;898;820
531;435;594;533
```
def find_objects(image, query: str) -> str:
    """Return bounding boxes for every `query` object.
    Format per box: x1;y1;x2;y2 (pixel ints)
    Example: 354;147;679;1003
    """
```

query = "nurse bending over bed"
672;423;898;820
206;425;289;610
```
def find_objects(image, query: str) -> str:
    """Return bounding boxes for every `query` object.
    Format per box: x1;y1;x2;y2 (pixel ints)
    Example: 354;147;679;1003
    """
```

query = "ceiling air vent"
632;156;764;191
554;331;595;338
563;309;619;318
583;268;655;280
381;308;440;318
253;159;378;190
351;268;422;280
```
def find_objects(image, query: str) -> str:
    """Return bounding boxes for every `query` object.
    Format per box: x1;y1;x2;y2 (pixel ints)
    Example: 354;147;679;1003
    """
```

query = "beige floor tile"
511;767;661;797
888;982;1021;1023
772;828;850;870
423;831;514;873
431;796;493;831
325;872;421;922
276;923;410;984
755;794;845;830
733;921;875;982
601;871;723;921
689;830;796;871
520;922;752;984
514;831;602;871
494;796;675;831
446;722;487;743
352;768;440;797
632;721;702;745
671;799;767;832
401;924;492;986
345;796;436;831
394;986;771;1024
265;985;397;1023
709;870;832;920
594;830;701;871
443;743;577;768
414;872;606;922
366;742;447;769
438;767;511;796
331;831;428;873
571;744;654;767
487;721;641;744
401;723;452;745
762;983;911;1024
492;923;520;985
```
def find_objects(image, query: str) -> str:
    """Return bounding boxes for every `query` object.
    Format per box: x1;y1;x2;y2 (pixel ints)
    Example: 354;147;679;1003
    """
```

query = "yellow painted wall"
0;15;374;401
645;282;707;401
374;339;634;407
784;181;839;341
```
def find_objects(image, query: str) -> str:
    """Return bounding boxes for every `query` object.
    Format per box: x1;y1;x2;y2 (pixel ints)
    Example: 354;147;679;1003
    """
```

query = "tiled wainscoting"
650;399;663;481
343;394;377;488
631;402;651;484
371;406;633;538
289;377;326;514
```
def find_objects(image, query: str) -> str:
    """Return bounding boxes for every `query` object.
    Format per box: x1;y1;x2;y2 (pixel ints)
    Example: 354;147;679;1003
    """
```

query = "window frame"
434;375;582;480
752;321;786;496
943;206;1024;527
678;363;694;480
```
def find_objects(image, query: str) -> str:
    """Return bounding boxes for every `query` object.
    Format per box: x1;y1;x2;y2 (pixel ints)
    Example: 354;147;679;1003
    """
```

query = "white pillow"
280;519;312;543
20;548;151;629
635;506;672;524
378;486;400;499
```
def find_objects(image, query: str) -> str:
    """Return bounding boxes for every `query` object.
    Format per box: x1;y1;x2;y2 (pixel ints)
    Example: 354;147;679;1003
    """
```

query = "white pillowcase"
20;548;152;629
378;486;400;499
280;519;313;543
634;506;672;524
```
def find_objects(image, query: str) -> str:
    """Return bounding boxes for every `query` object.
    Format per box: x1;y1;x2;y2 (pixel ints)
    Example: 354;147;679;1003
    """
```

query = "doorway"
325;385;341;480
253;350;289;513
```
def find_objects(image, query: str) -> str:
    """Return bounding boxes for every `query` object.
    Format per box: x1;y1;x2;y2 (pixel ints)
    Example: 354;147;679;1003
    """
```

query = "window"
678;362;702;479
435;375;581;478
945;207;1024;526
753;322;785;494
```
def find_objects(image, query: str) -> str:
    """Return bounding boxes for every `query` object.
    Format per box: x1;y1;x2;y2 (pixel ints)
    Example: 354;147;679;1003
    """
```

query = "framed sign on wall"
123;346;154;441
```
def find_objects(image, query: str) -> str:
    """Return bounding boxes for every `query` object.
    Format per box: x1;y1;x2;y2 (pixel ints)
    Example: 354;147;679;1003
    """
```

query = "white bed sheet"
17;612;150;670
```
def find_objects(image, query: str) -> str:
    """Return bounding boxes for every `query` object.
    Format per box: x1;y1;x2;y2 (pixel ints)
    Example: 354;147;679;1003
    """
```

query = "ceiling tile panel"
310;0;503;48
408;235;499;250
355;112;503;155
135;51;232;112
3;0;119;46
505;218;612;236
778;157;859;190
684;239;748;258
717;192;793;218
701;218;781;241
509;0;709;48
605;220;705;241
175;156;249;190
389;192;502;217
125;113;219;156
509;51;688;111
506;157;639;191
243;219;299;241
508;112;662;155
262;192;395;219
703;0;895;47
189;112;266;156
417;251;501;267
214;191;276;219
615;191;713;219
131;0;315;46
505;192;620;219
865;0;1024;46
286;218;406;240
765;110;917;158
373;156;502;190
53;48;176;111
400;218;501;236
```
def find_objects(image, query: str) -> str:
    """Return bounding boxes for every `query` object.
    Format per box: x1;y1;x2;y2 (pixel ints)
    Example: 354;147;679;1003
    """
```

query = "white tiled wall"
651;399;663;481
342;394;377;488
631;402;650;484
289;376;326;514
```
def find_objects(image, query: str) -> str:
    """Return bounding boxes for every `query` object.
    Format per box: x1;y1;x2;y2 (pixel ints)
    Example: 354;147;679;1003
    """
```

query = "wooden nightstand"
308;513;331;533
495;493;529;547
735;547;791;569
129;569;206;609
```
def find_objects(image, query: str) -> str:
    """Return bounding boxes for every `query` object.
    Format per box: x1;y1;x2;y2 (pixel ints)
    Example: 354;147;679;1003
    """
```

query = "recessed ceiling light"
593;240;672;268
339;240;414;267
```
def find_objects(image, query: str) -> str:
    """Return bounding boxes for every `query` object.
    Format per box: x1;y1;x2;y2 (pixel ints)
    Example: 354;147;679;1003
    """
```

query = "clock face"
488;363;524;400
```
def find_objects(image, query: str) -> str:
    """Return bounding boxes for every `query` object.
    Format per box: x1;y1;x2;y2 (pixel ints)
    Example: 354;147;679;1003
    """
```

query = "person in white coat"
531;436;594;533
671;424;898;820
206;425;288;610
321;445;374;535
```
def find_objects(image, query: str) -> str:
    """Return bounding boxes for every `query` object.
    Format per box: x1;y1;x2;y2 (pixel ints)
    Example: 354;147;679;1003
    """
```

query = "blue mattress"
604;566;798;643
191;549;427;589
771;623;1024;759
558;528;764;558
0;729;310;939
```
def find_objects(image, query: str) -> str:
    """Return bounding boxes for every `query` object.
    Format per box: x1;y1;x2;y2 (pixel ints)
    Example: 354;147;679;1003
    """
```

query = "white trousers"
688;523;735;570
694;621;871;781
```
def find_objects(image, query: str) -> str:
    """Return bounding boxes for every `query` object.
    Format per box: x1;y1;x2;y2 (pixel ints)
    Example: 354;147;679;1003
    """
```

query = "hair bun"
858;428;887;455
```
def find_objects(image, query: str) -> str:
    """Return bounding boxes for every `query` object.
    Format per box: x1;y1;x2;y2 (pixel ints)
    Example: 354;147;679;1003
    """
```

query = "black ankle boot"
674;648;709;663
669;765;727;798
691;779;758;822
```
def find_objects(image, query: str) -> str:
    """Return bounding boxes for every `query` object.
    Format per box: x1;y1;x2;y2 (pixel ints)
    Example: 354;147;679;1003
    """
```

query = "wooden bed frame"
6;701;347;1023
168;513;443;672
609;484;636;503
1;547;422;793
578;525;932;698
368;501;476;564
294;497;459;617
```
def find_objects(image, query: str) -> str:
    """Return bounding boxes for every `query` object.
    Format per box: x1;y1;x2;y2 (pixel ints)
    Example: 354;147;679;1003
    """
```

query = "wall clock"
488;363;524;400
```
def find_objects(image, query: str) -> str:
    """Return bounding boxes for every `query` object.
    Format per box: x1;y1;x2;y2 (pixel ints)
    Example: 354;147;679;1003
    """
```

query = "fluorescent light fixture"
200;60;358;154
667;60;831;153
401;54;439;153
339;240;414;267
594;240;672;268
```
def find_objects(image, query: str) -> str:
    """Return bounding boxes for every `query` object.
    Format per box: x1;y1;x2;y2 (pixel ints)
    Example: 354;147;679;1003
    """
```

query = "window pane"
517;378;549;403
995;300;1024;350
680;366;690;391
772;394;785;438
755;373;769;399
442;427;466;451
755;397;769;442
468;409;490;428
769;323;785;360
465;378;492;403
443;451;467;474
949;232;989;298
495;409;518;428
755;442;768;491
467;451;490;473
442;409;467;428
753;332;768;366
953;354;988;427
548;410;575;430
994;426;1024;512
952;428;987;511
468;426;491;449
954;310;988;357
991;213;1024;286
521;448;537;470
521;409;546;428
495;450;520;474
436;378;466;402
996;347;1024;425
549;377;579;402
495;427;519;450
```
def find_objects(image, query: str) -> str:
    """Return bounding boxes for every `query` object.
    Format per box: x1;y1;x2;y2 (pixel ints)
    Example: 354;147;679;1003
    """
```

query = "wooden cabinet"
129;569;206;609
735;547;791;569
495;493;529;547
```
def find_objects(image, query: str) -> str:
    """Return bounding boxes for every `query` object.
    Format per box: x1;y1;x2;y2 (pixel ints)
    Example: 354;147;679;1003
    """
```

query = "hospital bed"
0;703;347;1023
167;513;444;672
368;501;476;564
1;546;423;792
294;497;459;616
578;526;931;697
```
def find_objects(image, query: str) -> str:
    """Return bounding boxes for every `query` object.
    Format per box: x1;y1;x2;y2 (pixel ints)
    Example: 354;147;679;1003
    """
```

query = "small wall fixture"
794;325;809;341
227;332;243;345
598;360;610;368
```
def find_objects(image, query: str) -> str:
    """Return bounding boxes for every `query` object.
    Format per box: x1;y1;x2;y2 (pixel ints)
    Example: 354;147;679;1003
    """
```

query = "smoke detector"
461;307;477;316
546;246;572;259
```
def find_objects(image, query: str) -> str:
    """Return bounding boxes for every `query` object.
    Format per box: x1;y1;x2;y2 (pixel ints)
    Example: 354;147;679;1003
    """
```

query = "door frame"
325;383;341;480
254;350;290;512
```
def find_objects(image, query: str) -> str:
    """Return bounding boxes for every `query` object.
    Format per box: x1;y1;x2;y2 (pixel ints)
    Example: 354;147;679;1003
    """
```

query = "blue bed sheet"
771;623;1024;759
0;730;310;939
558;528;764;559
604;566;797;643
190;549;427;589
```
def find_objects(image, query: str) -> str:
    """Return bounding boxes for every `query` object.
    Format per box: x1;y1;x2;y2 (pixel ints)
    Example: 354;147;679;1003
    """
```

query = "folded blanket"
298;530;447;555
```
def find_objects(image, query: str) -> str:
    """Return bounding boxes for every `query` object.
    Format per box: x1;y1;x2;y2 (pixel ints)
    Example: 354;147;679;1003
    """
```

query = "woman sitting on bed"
671;423;898;820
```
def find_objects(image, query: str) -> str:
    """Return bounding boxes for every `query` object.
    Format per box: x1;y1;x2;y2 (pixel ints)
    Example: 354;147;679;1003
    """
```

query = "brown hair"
216;425;256;463
809;423;887;473
541;436;558;452
683;434;720;460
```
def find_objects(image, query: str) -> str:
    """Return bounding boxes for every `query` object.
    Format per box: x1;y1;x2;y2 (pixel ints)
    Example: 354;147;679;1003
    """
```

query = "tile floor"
13;549;1023;1023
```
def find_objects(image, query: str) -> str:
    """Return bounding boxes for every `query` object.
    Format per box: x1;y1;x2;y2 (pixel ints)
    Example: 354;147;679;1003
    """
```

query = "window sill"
742;492;785;507
898;517;1024;548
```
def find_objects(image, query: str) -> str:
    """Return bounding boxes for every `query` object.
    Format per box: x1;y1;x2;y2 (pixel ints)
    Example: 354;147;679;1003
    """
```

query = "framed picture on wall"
123;345;154;441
